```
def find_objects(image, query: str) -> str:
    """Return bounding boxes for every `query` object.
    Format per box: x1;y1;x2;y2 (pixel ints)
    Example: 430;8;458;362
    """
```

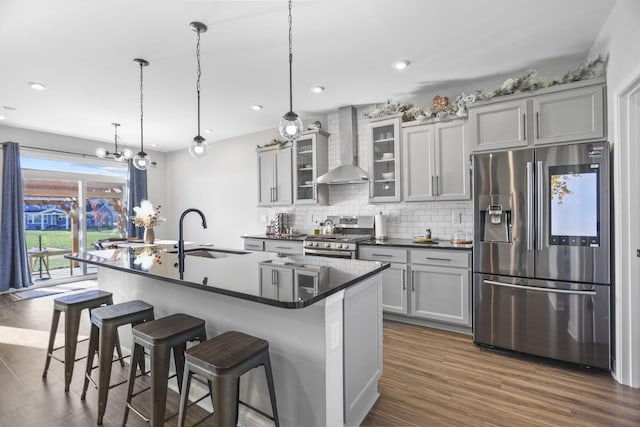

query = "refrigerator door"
534;142;610;285
473;149;534;277
474;273;610;369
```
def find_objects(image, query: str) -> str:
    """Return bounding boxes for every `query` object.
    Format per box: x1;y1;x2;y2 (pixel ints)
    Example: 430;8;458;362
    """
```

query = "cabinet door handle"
271;269;276;285
274;187;278;202
431;176;435;196
370;253;393;258
435;176;439;196
402;269;406;291
426;257;452;262
275;246;291;250
411;270;415;292
536;111;540;139
522;113;527;140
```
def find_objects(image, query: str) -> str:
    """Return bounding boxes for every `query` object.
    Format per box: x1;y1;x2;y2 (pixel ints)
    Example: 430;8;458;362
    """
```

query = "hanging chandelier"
189;21;209;158
278;0;304;142
96;122;133;162
132;58;152;170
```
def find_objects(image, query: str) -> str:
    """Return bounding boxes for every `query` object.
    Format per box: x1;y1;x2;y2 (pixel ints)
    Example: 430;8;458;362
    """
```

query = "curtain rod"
0;143;98;159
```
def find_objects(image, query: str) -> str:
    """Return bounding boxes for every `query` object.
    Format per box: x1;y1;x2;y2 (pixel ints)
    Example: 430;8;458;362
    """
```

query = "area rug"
9;281;97;301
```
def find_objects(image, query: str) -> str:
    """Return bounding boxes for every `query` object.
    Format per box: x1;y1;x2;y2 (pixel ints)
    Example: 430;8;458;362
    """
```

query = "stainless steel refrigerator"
473;142;611;369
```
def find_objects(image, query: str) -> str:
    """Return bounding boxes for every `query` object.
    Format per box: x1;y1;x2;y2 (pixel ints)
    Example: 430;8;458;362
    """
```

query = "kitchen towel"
375;213;387;240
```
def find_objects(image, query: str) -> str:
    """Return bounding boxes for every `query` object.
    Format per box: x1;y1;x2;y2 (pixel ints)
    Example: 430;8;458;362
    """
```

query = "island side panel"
344;274;383;426
97;267;343;427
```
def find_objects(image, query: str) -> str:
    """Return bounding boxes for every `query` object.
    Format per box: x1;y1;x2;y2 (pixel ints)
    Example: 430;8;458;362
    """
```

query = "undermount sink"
168;248;250;259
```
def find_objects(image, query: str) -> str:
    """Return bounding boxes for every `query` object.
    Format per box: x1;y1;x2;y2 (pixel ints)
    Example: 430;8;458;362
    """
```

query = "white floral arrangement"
363;55;607;123
132;200;164;228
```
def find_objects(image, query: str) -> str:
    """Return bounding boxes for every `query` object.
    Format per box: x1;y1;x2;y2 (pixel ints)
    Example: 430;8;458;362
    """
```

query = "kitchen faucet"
178;208;208;278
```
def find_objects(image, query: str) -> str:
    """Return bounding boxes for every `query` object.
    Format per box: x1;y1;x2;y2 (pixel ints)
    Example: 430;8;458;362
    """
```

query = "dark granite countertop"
242;234;307;241
359;238;473;250
66;247;388;309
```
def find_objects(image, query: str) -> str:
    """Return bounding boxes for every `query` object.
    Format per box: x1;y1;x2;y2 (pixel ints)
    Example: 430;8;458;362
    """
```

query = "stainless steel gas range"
303;216;374;259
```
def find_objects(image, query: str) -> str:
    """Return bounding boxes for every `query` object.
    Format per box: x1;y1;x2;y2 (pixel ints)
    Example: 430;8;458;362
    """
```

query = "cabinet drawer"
264;240;303;255
358;246;407;263
410;249;470;268
244;239;264;251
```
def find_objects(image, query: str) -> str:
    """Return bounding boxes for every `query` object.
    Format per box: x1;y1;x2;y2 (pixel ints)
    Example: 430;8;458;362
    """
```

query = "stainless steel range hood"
316;106;369;185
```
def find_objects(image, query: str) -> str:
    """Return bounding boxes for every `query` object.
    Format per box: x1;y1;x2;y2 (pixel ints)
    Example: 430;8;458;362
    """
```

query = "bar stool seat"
81;299;154;425
177;330;280;427
42;289;123;392
123;313;207;427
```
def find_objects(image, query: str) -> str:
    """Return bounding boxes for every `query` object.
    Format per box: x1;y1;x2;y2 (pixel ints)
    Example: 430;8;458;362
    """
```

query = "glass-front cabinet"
369;117;401;202
293;129;329;205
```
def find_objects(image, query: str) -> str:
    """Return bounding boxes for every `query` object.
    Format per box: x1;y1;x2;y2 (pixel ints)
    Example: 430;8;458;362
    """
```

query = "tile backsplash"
258;105;474;240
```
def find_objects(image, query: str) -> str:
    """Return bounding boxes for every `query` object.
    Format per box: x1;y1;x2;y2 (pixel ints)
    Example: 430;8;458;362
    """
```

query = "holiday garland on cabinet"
364;55;607;123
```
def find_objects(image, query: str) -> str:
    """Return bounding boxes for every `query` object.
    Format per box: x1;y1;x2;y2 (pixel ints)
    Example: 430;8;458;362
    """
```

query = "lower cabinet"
381;263;408;315
243;238;265;251
259;264;294;300
359;245;472;331
410;264;470;326
264;240;303;255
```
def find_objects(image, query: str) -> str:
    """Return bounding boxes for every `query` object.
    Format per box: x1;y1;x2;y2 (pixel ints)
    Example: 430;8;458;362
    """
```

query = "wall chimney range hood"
316;106;369;185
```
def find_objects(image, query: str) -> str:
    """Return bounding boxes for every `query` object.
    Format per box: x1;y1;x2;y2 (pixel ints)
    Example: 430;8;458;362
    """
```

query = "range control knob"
324;243;331;248
337;243;343;249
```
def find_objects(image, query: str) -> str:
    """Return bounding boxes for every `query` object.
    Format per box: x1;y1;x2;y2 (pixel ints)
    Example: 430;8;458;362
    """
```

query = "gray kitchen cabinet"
369;117;401;202
293;130;329;205
469;79;605;152
263;239;303;255
243;238;264;251
402;119;470;201
410;264;470;326
380;263;408;315
533;84;605;145
257;144;293;206
259;264;294;300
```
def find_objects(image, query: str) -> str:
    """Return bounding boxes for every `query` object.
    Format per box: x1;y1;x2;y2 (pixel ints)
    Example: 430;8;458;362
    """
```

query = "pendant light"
278;0;303;142
96;123;133;162
189;21;209;158
133;58;152;170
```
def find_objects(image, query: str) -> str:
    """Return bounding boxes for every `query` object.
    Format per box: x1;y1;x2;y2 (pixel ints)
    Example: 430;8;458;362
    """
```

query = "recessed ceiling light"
204;128;212;133
0;114;5;120
392;60;411;71
150;143;159;148
310;86;325;94
28;81;47;90
250;105;263;111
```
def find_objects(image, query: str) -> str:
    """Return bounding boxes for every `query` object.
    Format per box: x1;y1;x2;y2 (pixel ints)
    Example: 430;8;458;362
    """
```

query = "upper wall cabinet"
257;143;293;206
369;117;401;203
402;119;470;201
293;130;329;205
468;78;606;152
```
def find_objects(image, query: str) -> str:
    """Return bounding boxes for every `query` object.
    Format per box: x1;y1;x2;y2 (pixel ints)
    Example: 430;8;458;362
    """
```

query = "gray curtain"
0;142;33;291
126;160;148;239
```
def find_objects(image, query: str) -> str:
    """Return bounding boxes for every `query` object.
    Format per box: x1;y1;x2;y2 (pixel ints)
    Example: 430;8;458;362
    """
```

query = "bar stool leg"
214;374;239;427
177;366;194;427
81;323;99;400
42;308;61;379
150;343;172;427
63;307;82;392
172;343;187;392
122;342;145;426
263;354;280;427
96;323;118;425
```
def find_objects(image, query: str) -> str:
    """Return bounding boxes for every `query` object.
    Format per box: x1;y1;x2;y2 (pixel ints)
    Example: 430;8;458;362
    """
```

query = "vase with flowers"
132;200;164;244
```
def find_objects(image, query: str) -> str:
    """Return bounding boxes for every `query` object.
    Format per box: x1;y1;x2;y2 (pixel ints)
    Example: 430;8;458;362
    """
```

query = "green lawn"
26;229;121;270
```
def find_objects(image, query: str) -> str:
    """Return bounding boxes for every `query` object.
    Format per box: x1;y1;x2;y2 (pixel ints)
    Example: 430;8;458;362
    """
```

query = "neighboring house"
24;206;69;230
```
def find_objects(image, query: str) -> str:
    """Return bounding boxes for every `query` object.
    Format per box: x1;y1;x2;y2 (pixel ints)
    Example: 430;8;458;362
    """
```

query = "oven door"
303;247;354;259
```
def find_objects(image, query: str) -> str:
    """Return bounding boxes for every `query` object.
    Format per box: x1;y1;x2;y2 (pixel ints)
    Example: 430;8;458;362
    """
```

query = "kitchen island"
67;246;388;427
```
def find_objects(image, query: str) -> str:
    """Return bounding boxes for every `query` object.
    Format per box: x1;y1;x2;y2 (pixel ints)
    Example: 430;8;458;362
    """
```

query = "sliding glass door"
21;155;128;282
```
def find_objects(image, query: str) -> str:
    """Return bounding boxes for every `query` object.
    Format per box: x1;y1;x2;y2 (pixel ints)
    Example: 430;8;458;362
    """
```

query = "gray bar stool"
122;313;207;427
42;289;124;392
81;299;154;425
177;330;280;427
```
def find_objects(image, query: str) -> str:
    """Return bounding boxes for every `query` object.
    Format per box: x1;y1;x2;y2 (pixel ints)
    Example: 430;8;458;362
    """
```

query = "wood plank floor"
1;290;639;426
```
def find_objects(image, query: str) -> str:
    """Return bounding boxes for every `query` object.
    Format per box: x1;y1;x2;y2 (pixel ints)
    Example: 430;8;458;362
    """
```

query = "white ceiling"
0;0;616;152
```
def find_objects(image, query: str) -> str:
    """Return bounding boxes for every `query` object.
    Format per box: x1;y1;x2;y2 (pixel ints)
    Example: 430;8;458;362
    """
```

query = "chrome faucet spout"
178;208;208;278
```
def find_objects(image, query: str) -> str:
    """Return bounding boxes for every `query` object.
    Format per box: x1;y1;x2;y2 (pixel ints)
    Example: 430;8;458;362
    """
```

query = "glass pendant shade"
133;152;151;170
189;135;209;158
120;148;133;161
95;147;109;158
278;111;304;141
